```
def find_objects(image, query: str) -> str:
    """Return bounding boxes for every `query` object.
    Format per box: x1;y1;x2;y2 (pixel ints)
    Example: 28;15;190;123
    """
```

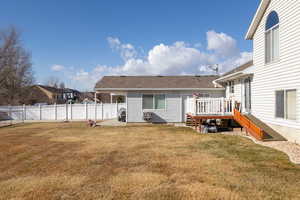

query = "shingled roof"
95;75;221;90
222;60;253;77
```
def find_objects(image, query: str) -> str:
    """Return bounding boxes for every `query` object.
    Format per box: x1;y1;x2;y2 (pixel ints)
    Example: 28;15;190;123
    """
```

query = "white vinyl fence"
0;103;126;121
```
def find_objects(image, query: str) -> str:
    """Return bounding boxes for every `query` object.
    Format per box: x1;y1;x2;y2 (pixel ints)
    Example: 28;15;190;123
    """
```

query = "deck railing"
187;97;235;116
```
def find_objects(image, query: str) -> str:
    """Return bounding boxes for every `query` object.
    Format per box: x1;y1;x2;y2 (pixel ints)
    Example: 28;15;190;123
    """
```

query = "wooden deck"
187;110;286;142
187;98;286;142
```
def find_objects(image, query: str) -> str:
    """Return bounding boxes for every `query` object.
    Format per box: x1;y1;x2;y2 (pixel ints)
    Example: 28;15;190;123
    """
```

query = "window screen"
143;94;154;109
155;94;166;109
275;90;284;118
229;81;234;93
286;90;296;120
265;31;271;63
272;26;279;60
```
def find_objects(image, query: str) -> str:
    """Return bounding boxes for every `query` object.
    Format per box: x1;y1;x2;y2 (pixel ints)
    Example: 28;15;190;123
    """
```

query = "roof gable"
245;0;271;40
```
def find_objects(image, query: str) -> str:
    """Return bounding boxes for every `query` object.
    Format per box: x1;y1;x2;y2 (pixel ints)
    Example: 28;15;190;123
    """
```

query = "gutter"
94;88;225;91
214;72;254;83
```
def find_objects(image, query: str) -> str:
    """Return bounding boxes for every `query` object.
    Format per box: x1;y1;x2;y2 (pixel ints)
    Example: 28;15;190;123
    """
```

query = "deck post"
193;96;196;115
221;97;225;115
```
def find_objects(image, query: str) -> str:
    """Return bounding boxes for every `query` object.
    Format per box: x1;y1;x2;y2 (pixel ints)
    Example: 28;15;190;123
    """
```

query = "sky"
1;0;260;91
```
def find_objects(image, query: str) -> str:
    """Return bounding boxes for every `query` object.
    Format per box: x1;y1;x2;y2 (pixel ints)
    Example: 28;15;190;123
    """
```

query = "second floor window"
265;11;279;63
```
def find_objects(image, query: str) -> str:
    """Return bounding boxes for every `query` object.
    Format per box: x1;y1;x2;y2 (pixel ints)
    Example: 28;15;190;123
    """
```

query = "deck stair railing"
193;97;234;115
233;109;265;140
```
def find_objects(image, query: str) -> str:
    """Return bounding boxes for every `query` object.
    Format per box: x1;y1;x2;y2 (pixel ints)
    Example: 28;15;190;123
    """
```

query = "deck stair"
233;109;286;141
244;114;287;141
185;115;201;127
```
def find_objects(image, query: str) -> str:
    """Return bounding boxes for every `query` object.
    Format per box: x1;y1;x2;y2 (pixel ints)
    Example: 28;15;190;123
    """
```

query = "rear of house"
214;61;254;113
95;76;224;123
245;0;300;143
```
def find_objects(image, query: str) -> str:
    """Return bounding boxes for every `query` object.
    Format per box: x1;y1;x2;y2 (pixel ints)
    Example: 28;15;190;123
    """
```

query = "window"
143;94;154;109
275;90;297;120
228;81;234;93
286;90;297;120
142;94;166;109
265;11;279;63
275;90;284;118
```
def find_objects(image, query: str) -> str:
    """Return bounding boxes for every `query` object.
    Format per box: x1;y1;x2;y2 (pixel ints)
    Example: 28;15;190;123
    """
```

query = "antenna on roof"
207;64;219;75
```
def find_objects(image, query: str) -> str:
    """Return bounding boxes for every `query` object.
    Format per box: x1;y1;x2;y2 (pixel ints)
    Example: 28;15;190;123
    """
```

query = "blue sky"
1;0;260;91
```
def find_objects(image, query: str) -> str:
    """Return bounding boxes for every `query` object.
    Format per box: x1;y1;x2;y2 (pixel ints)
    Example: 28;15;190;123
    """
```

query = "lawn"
0;123;299;200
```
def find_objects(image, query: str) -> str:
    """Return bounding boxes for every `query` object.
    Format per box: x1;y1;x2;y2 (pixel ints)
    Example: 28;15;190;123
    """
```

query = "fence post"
55;103;57;120
116;101;118;118
85;102;88;120
101;102;104;120
65;103;68;121
39;105;42;120
94;102;97;121
70;103;73;120
23;104;26;121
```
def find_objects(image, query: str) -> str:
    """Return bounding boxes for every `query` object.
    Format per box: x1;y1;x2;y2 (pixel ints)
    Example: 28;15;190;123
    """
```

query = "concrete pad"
97;119;126;126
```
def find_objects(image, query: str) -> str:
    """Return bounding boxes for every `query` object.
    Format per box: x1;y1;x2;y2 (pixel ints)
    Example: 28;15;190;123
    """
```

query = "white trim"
245;0;271;40
95;88;225;91
214;71;253;83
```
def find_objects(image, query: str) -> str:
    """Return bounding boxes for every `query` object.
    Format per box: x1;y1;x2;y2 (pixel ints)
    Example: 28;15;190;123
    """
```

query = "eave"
245;0;271;40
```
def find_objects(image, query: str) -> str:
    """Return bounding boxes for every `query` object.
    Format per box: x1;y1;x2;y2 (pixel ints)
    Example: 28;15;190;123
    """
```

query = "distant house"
95;76;224;123
27;85;80;105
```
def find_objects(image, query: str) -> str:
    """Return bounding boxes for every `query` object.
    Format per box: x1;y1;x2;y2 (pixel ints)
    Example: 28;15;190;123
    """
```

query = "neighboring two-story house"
27;85;80;105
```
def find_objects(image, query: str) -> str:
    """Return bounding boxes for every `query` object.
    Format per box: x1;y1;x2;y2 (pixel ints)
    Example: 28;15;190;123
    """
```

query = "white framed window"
142;94;166;110
265;11;279;64
228;81;234;94
275;90;297;120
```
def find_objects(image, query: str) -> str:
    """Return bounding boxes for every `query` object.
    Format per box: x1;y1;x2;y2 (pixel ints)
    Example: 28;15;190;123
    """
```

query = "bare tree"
0;27;34;105
45;76;60;88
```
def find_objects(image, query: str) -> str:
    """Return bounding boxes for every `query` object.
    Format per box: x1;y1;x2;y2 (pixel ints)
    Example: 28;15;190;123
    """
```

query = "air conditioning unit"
143;112;153;122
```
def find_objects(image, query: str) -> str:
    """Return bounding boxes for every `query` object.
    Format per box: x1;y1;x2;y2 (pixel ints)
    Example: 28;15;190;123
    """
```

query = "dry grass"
0;123;300;200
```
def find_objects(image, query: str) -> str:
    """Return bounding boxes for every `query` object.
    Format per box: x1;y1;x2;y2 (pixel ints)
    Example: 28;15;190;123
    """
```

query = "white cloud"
107;37;138;61
207;30;239;57
51;64;65;71
57;31;252;90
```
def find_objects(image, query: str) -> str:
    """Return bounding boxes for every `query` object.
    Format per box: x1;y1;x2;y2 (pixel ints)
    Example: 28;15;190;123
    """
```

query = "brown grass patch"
0;122;300;200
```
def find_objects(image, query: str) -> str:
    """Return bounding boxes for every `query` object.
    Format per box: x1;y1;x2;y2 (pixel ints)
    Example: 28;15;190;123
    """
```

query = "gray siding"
127;90;225;123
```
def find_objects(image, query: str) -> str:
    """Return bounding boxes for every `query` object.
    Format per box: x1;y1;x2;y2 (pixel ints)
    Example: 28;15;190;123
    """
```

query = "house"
95;76;224;123
242;0;300;143
214;61;254;113
94;0;300;143
27;85;80;105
